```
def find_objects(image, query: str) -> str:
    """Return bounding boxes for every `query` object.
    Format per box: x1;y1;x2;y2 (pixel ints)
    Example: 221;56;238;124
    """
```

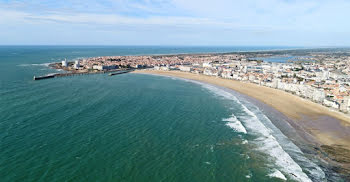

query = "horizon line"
1;44;349;47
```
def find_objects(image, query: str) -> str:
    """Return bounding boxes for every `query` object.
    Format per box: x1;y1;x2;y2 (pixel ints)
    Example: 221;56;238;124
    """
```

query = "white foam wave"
236;99;312;182
18;63;52;67
268;169;287;181
246;171;252;179
191;81;313;182
223;115;247;134
148;74;325;181
244;103;326;181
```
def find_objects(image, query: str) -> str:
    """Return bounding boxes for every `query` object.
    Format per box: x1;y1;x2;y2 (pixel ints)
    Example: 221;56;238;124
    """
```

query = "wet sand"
134;70;350;177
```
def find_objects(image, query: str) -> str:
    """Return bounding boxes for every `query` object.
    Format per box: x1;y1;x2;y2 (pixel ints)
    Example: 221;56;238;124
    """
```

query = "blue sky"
0;0;350;46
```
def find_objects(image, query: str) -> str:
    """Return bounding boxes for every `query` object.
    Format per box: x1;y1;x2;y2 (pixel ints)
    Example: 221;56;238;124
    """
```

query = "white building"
323;99;340;109
92;65;118;71
340;96;350;113
73;60;80;69
61;59;68;67
179;66;192;72
203;68;219;76
134;65;143;69
203;62;212;68
160;66;169;71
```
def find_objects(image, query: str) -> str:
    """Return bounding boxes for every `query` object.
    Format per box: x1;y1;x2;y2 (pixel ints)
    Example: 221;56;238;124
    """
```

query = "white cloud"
2;0;350;31
1;0;350;45
0;8;276;32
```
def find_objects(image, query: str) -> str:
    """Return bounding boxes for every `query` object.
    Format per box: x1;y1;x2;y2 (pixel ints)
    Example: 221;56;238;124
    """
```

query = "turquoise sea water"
0;46;329;181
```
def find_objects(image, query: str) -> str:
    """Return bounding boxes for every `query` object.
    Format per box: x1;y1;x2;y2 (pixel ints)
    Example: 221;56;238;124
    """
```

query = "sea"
0;46;338;181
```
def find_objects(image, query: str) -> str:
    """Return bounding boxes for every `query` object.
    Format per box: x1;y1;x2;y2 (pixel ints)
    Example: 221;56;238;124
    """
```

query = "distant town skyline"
1;0;350;46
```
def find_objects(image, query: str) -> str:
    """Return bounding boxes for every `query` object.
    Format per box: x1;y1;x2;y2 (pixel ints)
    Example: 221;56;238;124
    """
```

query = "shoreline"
133;69;350;177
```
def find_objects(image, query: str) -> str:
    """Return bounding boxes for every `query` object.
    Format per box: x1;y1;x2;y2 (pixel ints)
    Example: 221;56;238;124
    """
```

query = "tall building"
61;59;68;67
74;60;80;69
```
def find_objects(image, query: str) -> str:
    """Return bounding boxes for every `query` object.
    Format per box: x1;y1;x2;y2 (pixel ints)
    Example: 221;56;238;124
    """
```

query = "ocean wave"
246;171;252;179
268;169;287;181
18;63;52;67
242;102;326;181
190;81;314;182
223;115;247;134
146;74;325;181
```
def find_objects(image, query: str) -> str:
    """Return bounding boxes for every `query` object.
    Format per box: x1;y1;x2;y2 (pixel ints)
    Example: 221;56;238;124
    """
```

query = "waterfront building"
340;96;350;112
160;66;169;71
134;65;142;69
324;99;340;109
61;59;68;67
179;66;193;72
92;65;118;71
74;60;80;69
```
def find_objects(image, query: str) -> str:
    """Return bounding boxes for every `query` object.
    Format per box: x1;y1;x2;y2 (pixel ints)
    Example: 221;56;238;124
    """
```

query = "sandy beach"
134;69;350;173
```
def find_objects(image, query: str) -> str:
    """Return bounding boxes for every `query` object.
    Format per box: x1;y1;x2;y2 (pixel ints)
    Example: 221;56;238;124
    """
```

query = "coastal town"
54;49;350;115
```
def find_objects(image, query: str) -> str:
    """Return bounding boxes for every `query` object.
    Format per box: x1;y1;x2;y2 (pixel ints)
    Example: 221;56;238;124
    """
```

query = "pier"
109;70;131;76
33;74;56;80
33;69;133;80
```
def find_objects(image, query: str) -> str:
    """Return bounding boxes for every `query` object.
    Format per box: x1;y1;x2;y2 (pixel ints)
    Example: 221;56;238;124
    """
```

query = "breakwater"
33;69;133;80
